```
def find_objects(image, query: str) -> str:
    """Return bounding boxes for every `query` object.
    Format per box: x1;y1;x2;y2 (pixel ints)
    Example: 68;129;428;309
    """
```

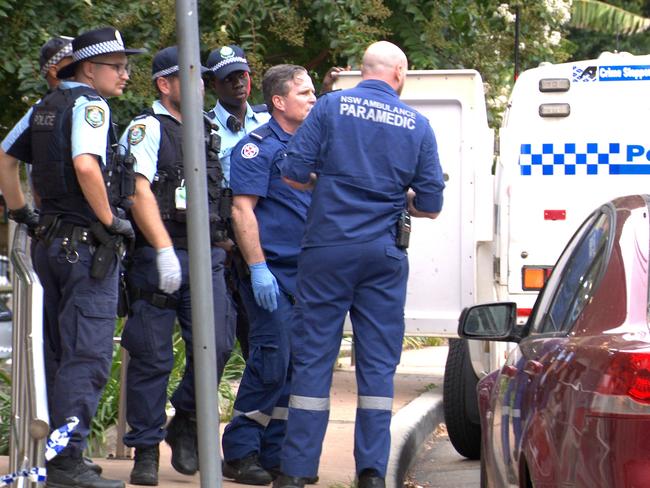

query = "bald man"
273;41;445;488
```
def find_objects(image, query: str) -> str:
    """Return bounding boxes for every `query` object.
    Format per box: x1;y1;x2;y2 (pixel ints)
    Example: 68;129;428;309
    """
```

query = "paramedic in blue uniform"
274;41;446;488
0;27;144;488
220;64;316;486
119;46;234;484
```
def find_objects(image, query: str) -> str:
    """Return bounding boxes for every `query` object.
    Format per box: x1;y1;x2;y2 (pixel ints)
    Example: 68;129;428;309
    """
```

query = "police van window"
530;210;612;335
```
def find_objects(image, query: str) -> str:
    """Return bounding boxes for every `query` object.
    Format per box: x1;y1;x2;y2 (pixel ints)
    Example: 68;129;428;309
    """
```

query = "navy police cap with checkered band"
57;26;145;79
152;46;208;80
206;45;250;80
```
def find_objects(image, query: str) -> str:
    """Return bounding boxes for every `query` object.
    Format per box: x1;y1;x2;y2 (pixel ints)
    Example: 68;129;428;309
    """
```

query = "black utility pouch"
396;210;412;249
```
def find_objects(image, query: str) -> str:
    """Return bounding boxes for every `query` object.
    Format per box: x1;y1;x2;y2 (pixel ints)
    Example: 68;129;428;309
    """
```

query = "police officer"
0;34;107;478
0;27;144;488
274;41;446;488
0;36;73;209
119;46;234;485
220;64;316;485
205;45;270;187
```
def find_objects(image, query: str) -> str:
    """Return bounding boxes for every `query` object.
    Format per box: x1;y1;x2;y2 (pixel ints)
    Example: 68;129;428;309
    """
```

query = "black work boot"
83;457;103;475
129;445;160;486
46;454;125;488
357;469;385;488
268;467;319;485
165;409;198;475
272;474;305;488
223;453;273;485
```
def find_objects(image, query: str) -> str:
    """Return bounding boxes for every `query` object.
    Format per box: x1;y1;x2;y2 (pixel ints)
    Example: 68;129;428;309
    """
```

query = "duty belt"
129;285;178;310
55;223;97;246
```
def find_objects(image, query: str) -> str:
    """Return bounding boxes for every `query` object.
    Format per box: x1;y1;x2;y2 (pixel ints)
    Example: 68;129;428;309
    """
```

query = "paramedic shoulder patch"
84;106;105;128
129;124;146;145
241;142;259;159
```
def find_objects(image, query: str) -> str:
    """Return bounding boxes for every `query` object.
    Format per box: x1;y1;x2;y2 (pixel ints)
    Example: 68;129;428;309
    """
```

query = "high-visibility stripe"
232;409;270;427
358;395;393;411
289;395;330;411
271;407;289;420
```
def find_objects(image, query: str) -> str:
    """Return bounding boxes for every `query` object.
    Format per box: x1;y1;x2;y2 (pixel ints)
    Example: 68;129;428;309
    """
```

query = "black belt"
129;286;178;310
55;223;97;246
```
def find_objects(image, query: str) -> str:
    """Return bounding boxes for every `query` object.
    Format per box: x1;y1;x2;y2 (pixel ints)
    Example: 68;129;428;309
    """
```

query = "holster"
34;214;61;247
89;221;124;280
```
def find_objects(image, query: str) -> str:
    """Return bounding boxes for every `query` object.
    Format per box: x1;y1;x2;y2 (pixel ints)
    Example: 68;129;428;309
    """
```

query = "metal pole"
514;5;520;82
175;2;222;487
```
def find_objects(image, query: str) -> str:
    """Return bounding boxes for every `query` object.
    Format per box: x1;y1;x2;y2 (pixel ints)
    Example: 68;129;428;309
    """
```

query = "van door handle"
524;360;543;376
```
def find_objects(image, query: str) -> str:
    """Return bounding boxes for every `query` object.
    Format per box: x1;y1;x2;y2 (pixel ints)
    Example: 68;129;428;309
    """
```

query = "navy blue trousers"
35;238;118;456
121;246;235;447
281;237;408;478
222;278;293;468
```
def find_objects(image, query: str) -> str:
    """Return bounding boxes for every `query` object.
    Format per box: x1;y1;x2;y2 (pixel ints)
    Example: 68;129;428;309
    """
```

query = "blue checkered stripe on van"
519;143;650;176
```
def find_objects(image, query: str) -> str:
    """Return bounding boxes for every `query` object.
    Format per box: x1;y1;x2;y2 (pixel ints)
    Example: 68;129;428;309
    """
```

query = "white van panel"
498;53;650;297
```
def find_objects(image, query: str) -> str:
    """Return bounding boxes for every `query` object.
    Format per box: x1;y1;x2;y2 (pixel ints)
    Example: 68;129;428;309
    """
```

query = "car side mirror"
458;302;520;342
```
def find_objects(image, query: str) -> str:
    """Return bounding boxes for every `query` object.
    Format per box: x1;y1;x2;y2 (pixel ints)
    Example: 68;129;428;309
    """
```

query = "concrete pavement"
0;345;447;488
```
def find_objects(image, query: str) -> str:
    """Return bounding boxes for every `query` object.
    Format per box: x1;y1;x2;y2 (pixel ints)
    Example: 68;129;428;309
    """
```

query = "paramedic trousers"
281;236;408;478
121;246;235;447
222;278;293;469
35;238;118;456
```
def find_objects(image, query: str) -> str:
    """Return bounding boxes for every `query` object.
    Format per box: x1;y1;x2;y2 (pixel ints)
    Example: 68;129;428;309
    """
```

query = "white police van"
335;52;650;459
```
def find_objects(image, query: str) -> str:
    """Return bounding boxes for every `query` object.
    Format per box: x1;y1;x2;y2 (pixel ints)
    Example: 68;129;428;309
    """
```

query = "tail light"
522;266;553;291
594;353;650;411
598;353;650;403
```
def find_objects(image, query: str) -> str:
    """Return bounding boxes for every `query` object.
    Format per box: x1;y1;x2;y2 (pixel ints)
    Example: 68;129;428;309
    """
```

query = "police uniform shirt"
207;100;270;187
119;100;174;182
4;81;112;167
230;117;310;295
281;79;445;247
1;106;35;153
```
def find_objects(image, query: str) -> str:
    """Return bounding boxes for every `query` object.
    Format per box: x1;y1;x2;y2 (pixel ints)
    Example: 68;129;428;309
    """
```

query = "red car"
459;194;650;488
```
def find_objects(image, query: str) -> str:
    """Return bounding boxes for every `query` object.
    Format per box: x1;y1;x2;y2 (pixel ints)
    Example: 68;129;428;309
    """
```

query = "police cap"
206;45;250;81
152;46;208;80
57;26;146;79
39;36;73;77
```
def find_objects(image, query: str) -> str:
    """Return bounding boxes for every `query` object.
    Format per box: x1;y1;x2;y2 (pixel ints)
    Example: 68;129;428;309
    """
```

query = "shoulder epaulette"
250;124;272;141
251;104;268;114
133;108;154;121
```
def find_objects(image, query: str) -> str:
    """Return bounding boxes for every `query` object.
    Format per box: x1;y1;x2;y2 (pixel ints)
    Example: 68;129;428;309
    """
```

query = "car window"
530;210;612;334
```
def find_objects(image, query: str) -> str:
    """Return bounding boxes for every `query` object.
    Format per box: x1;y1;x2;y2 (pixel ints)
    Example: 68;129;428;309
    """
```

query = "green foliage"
402;336;445;349
0;366;10;456
0;1;576;135
571;0;650;35
566;0;650;59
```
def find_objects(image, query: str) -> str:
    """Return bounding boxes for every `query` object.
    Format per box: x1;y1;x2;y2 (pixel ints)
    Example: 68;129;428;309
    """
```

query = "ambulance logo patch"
241;142;259;159
129;124;146;145
84;106;105;128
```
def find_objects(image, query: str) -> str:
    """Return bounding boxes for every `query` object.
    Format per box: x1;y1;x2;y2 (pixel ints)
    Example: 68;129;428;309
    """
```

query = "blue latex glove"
249;262;280;312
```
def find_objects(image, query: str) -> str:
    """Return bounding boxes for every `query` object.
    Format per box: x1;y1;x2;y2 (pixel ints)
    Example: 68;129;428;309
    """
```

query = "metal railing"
9;224;49;487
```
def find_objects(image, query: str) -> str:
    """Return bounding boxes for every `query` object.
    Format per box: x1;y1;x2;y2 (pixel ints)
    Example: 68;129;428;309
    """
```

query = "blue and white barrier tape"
0;416;79;486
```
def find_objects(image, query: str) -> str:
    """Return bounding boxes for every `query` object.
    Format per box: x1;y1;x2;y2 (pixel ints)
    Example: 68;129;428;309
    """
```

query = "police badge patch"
84;106;105;128
220;46;234;58
241;142;259;159
129;124;146;145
